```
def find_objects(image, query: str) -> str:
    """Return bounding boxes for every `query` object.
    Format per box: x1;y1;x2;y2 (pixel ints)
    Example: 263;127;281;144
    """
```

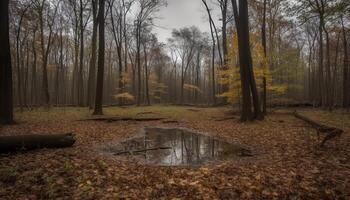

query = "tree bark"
93;0;105;115
232;0;262;121
0;0;13;124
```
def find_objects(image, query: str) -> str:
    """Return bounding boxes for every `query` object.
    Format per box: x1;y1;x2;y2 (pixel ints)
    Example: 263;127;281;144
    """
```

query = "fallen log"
80;116;166;123
293;111;343;147
136;112;156;115
0;133;75;153
187;109;201;112
162;120;180;124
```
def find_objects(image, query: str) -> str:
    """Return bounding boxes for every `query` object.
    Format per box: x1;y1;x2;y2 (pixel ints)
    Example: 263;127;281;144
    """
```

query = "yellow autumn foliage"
218;30;287;103
121;72;130;85
149;71;168;100
184;84;202;93
114;92;135;101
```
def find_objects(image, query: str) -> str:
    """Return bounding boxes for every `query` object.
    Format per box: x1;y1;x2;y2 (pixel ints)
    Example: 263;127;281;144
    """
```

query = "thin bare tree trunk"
78;0;85;106
31;30;37;106
88;0;98;109
261;0;267;115
341;16;349;108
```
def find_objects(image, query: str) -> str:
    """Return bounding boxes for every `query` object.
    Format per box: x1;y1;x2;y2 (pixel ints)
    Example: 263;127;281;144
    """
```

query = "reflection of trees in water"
114;128;233;165
196;135;200;161
181;131;219;164
171;131;178;164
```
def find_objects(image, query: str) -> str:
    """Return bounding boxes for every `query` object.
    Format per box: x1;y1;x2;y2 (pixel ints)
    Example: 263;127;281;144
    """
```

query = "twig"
114;147;172;155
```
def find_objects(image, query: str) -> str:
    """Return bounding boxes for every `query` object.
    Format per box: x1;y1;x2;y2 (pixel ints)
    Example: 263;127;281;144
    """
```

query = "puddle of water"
102;127;253;166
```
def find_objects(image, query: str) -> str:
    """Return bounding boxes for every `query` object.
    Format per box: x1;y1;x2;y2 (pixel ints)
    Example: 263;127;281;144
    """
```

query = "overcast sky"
153;0;220;43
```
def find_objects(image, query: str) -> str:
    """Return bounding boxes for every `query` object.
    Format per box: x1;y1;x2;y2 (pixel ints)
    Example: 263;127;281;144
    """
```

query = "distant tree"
78;0;90;106
201;0;220;104
218;0;230;98
134;0;166;106
33;0;60;106
0;0;14;124
341;15;349;108
87;0;98;109
109;0;134;106
170;27;203;104
293;0;331;107
14;3;30;111
261;0;267;114
201;0;223;68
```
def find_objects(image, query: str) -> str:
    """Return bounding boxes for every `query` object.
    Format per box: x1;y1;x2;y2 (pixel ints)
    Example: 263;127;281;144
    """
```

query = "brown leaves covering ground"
0;106;349;200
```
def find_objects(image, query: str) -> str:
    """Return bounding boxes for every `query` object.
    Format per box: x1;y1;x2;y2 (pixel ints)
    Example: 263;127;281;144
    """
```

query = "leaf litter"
0;106;349;199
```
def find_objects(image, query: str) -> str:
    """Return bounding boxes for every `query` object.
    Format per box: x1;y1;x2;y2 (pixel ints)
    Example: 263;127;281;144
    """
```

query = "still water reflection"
104;127;252;166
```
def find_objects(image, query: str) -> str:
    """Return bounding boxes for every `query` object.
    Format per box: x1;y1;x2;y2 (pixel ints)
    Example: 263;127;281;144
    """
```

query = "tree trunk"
93;0;105;115
16;26;23;111
209;21;216;105
136;22;142;106
24;39;29;107
109;2;124;106
323;26;331;110
221;0;229;97
341;16;349;108
332;31;340;108
261;0;267;115
31;31;37;106
143;43;151;105
87;0;98;109
318;17;324;107
78;0;85;106
39;3;54;106
0;0;13;124
195;48;201;103
180;58;185;104
117;45;123;105
232;0;262;121
221;0;228;67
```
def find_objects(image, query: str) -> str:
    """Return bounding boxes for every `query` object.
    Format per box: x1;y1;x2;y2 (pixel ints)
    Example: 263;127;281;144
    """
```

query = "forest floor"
0;106;350;199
